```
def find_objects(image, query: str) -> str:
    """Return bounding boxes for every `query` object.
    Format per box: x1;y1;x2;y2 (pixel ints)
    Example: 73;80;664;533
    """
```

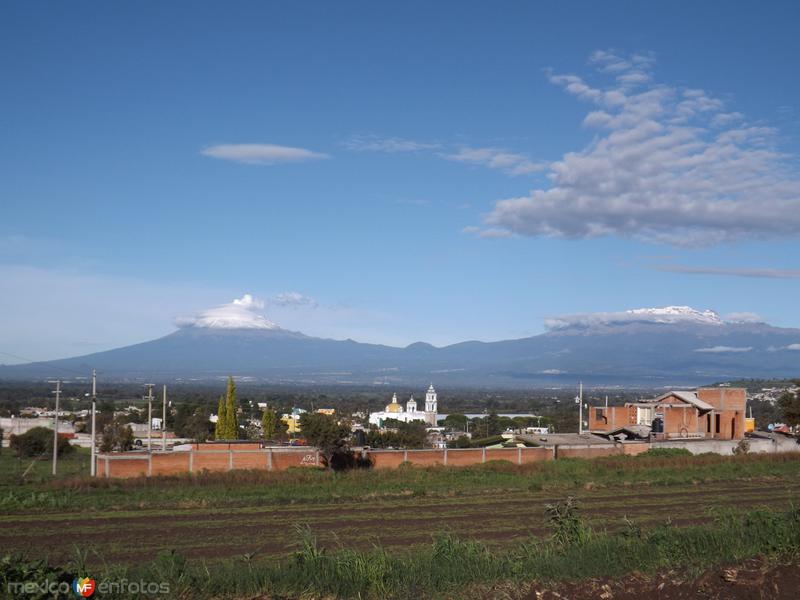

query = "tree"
298;412;351;468
100;418;134;452
224;376;239;439
175;404;214;442
778;389;800;427
261;408;279;440
442;413;468;431
214;395;227;440
10;426;73;458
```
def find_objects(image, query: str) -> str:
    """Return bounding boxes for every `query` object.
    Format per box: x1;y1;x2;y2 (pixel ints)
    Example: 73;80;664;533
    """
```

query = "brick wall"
97;446;554;478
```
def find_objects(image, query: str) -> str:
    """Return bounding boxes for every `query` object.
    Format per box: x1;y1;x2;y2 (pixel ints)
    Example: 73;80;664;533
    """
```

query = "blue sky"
2;1;800;362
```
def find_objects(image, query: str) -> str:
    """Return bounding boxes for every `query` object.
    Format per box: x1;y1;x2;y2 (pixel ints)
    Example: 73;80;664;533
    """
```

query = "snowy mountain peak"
545;305;725;330
625;306;723;325
175;294;280;330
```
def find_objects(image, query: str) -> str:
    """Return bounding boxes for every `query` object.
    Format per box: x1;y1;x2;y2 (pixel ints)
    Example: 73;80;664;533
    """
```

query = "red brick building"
588;387;746;440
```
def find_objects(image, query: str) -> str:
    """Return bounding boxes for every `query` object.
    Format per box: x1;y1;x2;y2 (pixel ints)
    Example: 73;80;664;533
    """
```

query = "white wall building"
369;384;438;427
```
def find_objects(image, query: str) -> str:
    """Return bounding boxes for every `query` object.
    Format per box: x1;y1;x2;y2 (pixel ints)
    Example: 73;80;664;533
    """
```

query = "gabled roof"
654;390;714;412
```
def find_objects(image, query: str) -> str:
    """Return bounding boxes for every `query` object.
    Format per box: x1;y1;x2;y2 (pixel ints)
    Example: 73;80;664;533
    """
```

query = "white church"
368;384;438;427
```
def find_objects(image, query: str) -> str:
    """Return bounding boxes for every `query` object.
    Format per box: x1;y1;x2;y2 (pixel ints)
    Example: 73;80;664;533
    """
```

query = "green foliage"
214;395;227;440
449;434;505;448
9;426;73;458
778;389;800;426
366;420;427;448
0;554;75;599
225;376;239;439
442;413;468;430
544;496;592;549
298;412;351;467
173;404;212;441
18;506;800;599
99;418;134;452
261;408;279;440
640;447;693;458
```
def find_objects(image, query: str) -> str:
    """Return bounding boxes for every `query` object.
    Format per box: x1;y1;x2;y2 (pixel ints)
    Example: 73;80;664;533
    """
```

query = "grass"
1;450;799;597
5;504;800;599
2;451;800;513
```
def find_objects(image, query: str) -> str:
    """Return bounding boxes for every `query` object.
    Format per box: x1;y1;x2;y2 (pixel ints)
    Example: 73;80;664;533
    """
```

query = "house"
588;387;747;440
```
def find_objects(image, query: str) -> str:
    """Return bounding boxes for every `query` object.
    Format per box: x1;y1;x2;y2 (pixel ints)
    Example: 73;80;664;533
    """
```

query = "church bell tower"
424;384;437;426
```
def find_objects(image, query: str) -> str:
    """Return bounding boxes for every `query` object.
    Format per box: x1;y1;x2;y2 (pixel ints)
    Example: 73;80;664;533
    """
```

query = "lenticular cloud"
176;294;279;330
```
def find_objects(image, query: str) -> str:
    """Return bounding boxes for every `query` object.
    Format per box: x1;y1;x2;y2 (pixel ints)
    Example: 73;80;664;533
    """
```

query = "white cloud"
342;135;440;153
201;143;329;165
545;306;724;330
441;147;545;176
724;312;764;323
654;265;800;279
177;294;279;330
476;51;800;246
271;292;318;308
344;135;544;177
787;344;800;351
540;369;565;375
694;346;753;353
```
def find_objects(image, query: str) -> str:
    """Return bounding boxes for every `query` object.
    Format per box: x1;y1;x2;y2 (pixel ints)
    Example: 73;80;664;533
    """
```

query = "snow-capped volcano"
625;306;723;325
4;303;799;386
545;305;724;330
175;294;279;330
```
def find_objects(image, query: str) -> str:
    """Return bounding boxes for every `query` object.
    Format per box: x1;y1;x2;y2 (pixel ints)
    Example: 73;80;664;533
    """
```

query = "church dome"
385;392;402;413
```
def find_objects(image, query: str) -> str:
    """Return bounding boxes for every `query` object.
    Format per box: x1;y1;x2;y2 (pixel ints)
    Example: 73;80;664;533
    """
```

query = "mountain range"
2;305;799;387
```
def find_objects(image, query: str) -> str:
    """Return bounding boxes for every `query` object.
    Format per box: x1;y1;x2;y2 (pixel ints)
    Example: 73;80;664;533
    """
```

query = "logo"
72;577;96;597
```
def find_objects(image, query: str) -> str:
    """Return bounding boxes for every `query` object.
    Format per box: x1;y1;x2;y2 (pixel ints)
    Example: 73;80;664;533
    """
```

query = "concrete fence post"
315;450;320;466
403;449;408;462
482;447;486;463
147;453;152;477
189;450;194;473
104;456;110;478
517;447;522;465
443;448;448;465
267;448;273;471
228;449;233;471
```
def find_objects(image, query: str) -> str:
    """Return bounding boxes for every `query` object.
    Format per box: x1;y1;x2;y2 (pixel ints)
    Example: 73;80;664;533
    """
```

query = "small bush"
733;439;751;455
9;427;73;458
545;496;592;548
640;447;693;458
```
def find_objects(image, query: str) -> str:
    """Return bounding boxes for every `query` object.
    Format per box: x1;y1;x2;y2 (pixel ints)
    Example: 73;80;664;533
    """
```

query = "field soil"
514;557;800;600
1;476;798;566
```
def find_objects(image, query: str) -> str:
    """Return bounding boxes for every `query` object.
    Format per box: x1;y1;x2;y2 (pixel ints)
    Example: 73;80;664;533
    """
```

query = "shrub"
640;447;693;458
544;496;592;549
733;439;751;455
9;427;73;458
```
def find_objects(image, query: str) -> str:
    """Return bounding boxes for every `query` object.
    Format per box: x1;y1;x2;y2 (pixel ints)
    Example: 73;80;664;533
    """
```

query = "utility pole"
90;369;97;477
162;384;167;451
144;384;154;452
50;380;61;475
576;382;584;435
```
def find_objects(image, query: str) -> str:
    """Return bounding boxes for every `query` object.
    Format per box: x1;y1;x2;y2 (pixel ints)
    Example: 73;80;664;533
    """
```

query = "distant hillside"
2;306;799;387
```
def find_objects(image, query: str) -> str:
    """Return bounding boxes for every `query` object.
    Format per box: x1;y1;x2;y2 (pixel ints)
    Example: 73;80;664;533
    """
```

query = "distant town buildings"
369;384;438;427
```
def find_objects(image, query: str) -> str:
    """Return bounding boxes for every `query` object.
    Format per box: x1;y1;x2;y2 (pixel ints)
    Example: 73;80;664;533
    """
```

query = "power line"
0;350;93;377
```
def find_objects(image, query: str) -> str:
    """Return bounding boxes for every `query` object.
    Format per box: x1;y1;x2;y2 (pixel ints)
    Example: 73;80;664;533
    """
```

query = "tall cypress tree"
225;376;238;440
215;394;227;440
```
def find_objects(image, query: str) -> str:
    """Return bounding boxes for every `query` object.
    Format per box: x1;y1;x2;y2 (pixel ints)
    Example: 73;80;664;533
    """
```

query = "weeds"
544;496;592;549
6;504;796;599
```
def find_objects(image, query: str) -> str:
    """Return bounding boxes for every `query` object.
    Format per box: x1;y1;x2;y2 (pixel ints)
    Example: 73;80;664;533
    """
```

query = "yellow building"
281;408;308;434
